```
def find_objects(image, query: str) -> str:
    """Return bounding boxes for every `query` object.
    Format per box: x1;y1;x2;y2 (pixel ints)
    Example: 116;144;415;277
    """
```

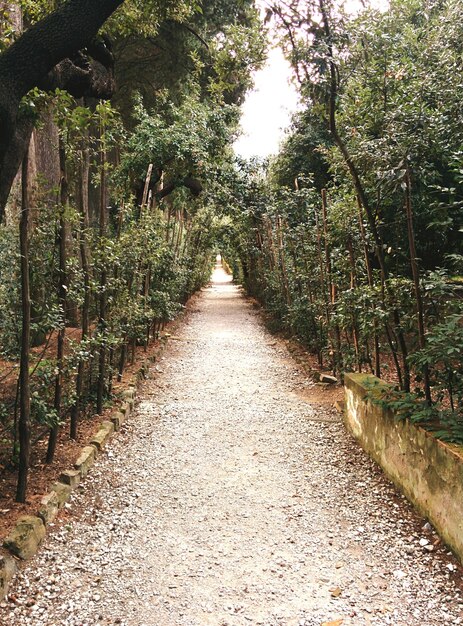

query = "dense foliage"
0;0;265;500
222;0;463;442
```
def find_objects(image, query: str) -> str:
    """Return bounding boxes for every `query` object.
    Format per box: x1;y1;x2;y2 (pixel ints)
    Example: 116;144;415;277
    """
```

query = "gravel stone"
1;268;462;625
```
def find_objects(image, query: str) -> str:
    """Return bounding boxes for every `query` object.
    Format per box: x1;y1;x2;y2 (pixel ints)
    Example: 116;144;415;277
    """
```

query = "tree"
221;0;463;439
0;0;126;216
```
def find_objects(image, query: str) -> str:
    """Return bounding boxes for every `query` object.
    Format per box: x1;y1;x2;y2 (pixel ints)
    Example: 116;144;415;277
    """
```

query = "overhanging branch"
0;0;125;219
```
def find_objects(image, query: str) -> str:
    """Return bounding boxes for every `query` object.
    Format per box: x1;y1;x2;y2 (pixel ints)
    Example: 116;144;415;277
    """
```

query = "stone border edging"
0;338;169;601
344;372;463;564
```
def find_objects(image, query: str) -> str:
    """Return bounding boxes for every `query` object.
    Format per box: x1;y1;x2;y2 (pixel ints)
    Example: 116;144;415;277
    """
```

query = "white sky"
233;44;299;159
233;0;389;160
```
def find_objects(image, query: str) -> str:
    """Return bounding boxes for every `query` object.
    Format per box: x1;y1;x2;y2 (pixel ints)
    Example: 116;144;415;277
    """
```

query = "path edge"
0;337;170;602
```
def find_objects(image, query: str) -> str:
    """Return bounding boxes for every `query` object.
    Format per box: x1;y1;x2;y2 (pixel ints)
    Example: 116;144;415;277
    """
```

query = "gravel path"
1;267;462;626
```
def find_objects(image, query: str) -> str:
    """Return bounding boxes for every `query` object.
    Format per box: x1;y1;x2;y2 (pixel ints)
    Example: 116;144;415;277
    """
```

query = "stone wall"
344;373;463;563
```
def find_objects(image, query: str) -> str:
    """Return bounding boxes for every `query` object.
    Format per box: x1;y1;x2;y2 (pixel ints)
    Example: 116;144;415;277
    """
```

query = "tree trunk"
46;138;68;463
118;338;127;382
356;197;381;378
96;137;107;415
314;203;331;364
404;168;431;404
346;234;361;371
276;215;291;306
70;140;90;438
16;151;31;503
321;189;342;375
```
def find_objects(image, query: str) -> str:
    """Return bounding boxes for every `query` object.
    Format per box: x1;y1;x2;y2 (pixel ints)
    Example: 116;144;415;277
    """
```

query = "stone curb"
110;412;126;432
59;469;81;489
90;421;115;451
51;481;72;508
3;516;46;561
0;337;169;600
37;492;60;526
74;446;97;477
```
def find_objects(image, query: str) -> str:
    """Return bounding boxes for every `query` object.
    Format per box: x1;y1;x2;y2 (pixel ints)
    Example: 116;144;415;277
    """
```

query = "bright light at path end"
233;45;299;160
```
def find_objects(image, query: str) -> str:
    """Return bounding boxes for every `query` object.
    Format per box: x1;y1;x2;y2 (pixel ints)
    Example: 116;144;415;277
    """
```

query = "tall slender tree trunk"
96;135;107;415
356;197;381;377
16;151;31;503
264;216;277;272
405;168;431;404
70;140;90;438
314;204;332;366
276;215;291;306
321;189;342;375
346;234;361;371
46;138;67;463
165;203;172;242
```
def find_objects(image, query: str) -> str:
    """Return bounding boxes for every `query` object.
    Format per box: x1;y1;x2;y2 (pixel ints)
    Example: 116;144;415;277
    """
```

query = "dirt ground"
1;266;462;626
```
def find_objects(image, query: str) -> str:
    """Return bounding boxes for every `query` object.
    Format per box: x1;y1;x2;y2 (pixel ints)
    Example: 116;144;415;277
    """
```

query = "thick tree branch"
38;41;116;100
156;176;203;201
180;23;209;49
0;0;125;218
0;0;123;100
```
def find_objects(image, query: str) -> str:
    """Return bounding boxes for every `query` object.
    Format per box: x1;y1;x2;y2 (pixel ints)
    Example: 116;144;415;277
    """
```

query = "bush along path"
1;266;462;626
